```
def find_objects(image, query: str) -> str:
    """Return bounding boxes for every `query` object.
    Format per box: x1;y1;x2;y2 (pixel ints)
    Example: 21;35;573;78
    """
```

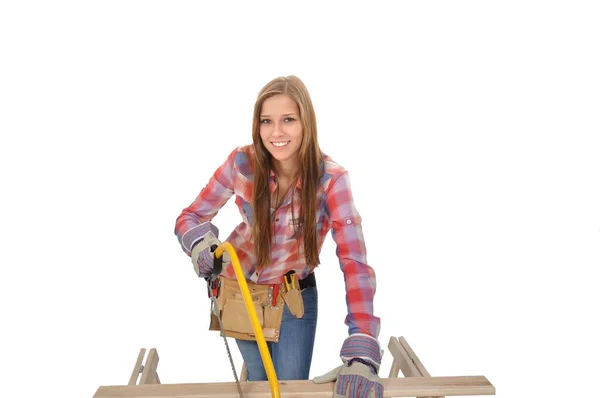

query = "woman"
174;75;383;396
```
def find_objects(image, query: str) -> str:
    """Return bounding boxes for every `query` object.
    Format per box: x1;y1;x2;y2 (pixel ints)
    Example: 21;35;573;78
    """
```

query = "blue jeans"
235;285;318;381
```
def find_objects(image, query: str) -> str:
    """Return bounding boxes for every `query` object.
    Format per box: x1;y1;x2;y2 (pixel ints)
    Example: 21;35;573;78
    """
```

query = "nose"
271;121;285;137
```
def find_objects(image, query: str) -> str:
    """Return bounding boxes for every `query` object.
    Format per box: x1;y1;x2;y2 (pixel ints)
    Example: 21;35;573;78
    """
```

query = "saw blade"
211;296;244;398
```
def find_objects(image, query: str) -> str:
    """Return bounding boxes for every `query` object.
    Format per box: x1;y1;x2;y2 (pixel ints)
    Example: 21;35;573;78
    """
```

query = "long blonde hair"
251;75;323;270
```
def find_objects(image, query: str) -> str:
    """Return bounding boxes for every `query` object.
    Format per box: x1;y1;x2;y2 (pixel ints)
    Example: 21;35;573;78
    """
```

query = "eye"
284;117;296;123
260;119;271;124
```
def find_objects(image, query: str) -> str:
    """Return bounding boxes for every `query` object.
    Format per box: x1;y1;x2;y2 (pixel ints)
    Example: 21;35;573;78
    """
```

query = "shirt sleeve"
174;147;237;255
325;171;381;339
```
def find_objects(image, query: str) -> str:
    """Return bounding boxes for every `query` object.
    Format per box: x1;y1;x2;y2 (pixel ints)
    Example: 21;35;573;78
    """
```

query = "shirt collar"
269;169;303;190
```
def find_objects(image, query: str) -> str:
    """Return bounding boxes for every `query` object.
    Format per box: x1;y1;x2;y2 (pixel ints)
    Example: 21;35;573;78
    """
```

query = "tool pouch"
209;276;285;343
282;276;304;318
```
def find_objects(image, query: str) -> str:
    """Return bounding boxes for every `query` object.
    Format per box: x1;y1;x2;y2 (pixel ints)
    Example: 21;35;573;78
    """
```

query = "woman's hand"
312;333;383;396
312;360;383;397
191;229;229;277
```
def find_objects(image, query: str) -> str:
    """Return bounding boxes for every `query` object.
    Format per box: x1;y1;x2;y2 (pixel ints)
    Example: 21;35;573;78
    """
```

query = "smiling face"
259;94;303;174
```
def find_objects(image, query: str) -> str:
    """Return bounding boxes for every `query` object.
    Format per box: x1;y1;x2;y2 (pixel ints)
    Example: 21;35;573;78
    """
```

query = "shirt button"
346;219;351;224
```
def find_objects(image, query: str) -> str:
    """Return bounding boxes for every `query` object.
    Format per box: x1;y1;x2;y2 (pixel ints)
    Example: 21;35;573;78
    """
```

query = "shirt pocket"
286;216;303;241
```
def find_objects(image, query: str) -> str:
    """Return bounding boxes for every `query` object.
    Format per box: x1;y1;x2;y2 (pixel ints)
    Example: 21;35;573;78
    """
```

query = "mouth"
271;141;291;148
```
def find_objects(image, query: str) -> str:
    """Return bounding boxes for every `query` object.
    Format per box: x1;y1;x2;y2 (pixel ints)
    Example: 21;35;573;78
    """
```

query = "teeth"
272;141;289;147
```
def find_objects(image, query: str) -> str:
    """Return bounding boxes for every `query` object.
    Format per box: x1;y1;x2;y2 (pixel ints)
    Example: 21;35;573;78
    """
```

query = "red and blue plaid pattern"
335;373;383;397
340;333;383;370
175;145;381;340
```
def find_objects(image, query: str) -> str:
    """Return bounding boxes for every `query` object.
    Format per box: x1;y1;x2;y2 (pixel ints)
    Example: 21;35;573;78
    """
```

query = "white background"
1;1;599;397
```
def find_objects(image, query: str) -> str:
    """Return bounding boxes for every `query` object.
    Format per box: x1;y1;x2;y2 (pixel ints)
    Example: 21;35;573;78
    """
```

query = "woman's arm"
174;147;238;255
325;170;383;369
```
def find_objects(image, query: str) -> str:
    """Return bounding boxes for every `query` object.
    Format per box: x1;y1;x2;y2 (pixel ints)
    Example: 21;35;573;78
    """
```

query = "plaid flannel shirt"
175;145;380;339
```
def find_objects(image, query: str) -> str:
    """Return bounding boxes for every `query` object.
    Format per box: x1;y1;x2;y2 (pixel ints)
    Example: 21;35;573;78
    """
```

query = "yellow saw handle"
214;242;281;398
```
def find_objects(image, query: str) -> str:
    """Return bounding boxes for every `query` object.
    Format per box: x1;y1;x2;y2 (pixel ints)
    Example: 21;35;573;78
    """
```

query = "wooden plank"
139;348;160;385
128;349;146;386
388;336;420;377
397;336;444;398
388;358;400;378
93;375;495;397
399;336;431;377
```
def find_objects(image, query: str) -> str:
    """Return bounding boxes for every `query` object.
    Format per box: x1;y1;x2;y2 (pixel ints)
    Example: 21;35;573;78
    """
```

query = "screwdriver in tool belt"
284;270;295;291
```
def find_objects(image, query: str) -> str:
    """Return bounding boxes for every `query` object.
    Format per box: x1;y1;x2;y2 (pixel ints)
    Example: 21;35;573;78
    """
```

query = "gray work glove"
191;230;230;277
312;361;383;397
313;333;384;397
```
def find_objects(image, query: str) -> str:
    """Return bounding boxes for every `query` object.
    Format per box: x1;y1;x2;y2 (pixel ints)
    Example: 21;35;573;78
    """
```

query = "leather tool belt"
209;272;316;343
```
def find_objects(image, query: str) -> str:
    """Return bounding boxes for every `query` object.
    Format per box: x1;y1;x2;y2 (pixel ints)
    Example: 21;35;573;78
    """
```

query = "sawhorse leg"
389;336;443;398
128;348;161;386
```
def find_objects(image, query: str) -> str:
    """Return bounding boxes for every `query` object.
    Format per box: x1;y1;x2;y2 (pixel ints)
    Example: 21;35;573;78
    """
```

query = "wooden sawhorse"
94;336;495;397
